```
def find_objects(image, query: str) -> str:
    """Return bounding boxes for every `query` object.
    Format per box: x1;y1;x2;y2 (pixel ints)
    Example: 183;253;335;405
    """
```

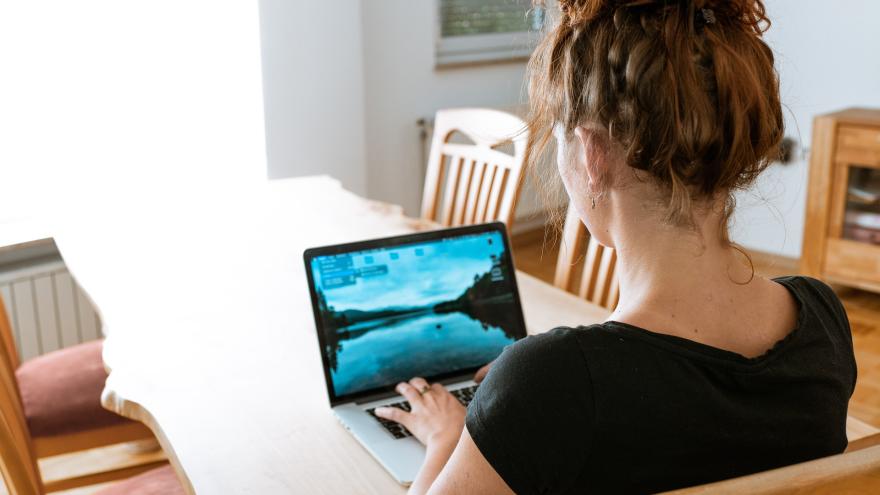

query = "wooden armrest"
663;444;880;494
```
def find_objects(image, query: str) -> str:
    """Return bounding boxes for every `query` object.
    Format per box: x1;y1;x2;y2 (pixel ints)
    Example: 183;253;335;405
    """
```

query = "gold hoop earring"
591;196;596;209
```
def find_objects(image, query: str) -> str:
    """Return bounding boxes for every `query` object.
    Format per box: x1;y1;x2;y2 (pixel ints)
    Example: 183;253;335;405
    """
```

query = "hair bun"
557;0;770;33
556;0;607;26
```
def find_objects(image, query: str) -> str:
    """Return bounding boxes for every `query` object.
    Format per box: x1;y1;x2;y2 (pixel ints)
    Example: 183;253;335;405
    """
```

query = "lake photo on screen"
310;231;523;397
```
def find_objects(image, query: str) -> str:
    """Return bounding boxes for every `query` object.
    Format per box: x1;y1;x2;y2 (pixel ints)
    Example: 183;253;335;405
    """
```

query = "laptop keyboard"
365;384;479;439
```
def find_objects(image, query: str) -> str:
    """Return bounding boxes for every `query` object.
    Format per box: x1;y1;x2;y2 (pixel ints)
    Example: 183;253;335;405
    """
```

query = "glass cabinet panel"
843;166;880;245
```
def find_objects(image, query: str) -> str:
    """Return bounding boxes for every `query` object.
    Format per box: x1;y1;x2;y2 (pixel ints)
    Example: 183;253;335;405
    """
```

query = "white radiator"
0;259;101;362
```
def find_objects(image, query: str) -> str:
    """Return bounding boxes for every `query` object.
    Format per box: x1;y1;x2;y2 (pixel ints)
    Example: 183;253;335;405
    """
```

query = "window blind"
436;0;545;66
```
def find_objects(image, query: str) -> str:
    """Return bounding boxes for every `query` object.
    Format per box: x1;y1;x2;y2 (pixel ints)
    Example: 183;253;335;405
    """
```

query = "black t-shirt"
466;276;857;494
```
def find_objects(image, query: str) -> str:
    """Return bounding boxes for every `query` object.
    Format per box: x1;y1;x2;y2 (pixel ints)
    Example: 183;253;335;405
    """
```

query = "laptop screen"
305;224;527;404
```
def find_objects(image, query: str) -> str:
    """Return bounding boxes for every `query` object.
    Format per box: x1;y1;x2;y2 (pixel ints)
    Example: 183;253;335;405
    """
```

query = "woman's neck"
614;222;750;306
603;194;790;354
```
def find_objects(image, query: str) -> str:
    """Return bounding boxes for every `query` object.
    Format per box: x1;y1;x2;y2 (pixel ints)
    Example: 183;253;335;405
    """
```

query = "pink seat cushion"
96;465;185;495
16;339;131;437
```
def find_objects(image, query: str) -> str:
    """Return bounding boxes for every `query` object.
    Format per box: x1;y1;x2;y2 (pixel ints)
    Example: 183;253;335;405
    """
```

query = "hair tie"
700;8;716;25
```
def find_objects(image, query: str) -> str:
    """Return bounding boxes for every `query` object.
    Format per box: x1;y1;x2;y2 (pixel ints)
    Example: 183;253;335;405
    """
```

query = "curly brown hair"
528;0;784;237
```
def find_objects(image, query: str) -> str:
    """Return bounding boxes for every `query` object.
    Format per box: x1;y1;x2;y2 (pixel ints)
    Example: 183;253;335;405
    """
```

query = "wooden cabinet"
802;108;880;293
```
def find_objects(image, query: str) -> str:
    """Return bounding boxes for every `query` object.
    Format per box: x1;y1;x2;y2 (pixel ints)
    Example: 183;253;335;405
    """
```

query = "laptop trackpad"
334;404;425;484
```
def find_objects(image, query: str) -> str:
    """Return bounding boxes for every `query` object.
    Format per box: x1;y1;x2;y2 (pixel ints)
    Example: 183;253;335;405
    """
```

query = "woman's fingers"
396;381;422;405
409;377;430;394
408;377;433;408
382;377;467;447
374;406;411;426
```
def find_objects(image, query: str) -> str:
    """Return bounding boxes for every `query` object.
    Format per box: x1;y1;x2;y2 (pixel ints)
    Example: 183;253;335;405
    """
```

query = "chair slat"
494;157;525;226
554;206;588;292
593;247;617;308
484;167;509;222
578;239;603;301
451;158;476;226
475;165;497;224
556;206;619;311
465;161;488;225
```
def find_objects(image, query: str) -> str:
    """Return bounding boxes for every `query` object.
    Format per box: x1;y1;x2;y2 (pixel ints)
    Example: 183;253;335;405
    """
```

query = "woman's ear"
573;126;609;190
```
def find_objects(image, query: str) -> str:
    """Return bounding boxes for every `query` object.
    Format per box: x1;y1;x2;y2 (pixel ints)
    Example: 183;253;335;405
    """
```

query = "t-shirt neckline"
600;276;807;368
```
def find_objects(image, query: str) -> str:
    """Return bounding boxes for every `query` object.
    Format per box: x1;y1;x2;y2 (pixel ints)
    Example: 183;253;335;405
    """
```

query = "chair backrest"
0;294;20;369
553;205;620;311
0;296;42;495
0;295;24;411
663;443;880;494
420;108;528;228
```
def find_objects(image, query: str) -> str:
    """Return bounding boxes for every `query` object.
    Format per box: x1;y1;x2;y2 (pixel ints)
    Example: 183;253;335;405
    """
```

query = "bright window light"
0;1;267;228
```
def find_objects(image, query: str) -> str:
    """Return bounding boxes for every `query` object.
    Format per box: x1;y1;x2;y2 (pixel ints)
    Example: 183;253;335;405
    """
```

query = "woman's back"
467;276;856;493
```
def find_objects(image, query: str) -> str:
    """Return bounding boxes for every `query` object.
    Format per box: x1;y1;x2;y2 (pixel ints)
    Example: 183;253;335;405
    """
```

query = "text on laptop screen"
310;231;523;397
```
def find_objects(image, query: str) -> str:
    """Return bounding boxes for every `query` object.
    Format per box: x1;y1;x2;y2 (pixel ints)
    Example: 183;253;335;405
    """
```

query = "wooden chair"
663;433;880;494
553;205;620;311
421;108;529;228
0;294;165;492
0;364;181;494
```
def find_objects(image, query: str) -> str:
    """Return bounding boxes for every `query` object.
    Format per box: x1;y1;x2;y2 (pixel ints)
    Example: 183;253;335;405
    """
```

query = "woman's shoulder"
773;275;850;330
503;326;592;358
487;327;592;386
774;274;836;297
499;324;643;366
479;325;632;399
492;325;620;376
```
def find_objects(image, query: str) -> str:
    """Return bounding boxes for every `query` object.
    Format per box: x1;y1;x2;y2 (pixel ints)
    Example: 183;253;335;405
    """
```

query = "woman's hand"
375;377;465;448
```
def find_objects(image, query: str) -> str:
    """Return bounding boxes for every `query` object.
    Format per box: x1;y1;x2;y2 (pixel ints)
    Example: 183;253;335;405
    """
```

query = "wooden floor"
511;228;880;428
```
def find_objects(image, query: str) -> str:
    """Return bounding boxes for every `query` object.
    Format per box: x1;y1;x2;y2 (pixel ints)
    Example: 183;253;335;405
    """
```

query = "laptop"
303;222;528;485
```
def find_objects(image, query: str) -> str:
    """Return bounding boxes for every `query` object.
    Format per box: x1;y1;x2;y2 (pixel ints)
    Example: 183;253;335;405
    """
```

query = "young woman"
375;1;856;493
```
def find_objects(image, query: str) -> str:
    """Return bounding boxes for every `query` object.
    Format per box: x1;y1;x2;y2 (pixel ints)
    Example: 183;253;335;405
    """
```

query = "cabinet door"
823;127;880;291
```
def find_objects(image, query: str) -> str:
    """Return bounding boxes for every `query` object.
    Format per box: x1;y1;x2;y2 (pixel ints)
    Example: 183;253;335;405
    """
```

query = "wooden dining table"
49;176;610;494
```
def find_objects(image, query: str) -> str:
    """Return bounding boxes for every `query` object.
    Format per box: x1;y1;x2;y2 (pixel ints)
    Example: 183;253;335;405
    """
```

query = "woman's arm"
374;373;512;494
425;427;514;495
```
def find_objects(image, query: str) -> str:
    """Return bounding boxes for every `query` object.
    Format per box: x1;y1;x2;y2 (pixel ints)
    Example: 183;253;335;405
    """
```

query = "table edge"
101;382;197;495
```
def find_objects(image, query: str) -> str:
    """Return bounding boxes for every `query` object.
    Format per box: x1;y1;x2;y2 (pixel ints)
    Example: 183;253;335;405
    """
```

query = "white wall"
361;1;528;217
731;0;880;258
259;0;367;194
